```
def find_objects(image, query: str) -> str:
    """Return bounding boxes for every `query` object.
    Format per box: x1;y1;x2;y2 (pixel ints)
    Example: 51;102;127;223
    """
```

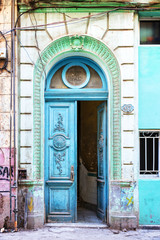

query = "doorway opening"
77;101;105;223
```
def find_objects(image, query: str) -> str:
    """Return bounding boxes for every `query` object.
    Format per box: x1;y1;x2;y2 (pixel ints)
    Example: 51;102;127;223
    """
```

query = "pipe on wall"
11;0;18;232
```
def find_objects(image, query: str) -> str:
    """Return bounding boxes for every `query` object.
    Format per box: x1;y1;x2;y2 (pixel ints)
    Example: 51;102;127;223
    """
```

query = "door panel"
97;102;107;221
45;102;77;222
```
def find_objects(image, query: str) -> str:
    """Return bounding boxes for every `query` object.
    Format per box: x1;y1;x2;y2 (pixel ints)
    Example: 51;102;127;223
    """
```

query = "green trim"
33;35;121;181
139;11;160;18
18;6;135;13
111;181;136;187
18;180;43;186
18;1;135;13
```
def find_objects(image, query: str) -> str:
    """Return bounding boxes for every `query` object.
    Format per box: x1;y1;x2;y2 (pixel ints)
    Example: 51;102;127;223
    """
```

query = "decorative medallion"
54;152;65;175
52;134;66;151
62;62;90;89
69;35;84;51
54;113;65;132
121;104;134;113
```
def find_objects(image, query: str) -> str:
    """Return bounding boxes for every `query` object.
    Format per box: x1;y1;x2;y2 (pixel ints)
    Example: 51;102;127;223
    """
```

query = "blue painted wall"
139;46;160;225
138;46;160;129
139;179;160;225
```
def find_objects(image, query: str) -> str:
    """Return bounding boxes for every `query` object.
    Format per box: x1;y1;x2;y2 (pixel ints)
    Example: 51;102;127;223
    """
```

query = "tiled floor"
77;207;102;224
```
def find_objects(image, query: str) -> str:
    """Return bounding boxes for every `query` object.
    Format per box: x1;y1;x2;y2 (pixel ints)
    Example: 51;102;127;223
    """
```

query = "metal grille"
139;131;160;175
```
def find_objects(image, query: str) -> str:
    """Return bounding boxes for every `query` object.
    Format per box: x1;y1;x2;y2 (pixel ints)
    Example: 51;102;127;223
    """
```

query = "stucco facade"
0;0;160;230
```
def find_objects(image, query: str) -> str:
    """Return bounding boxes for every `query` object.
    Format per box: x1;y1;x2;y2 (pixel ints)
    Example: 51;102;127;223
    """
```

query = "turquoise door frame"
44;56;108;222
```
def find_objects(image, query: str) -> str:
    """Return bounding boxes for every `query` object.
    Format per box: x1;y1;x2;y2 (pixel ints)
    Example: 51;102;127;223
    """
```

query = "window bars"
139;131;160;175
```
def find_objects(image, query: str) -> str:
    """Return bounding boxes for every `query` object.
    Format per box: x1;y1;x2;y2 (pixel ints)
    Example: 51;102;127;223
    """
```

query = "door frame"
44;56;109;222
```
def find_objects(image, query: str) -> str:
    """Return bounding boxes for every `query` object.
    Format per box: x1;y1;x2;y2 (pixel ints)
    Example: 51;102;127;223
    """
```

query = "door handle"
97;179;105;184
70;165;74;181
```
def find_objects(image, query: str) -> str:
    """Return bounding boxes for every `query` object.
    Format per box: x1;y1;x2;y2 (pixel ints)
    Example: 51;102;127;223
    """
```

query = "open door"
45;101;77;222
97;102;107;221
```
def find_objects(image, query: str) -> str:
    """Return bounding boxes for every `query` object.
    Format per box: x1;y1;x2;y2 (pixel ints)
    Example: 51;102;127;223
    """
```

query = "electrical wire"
1;4;160;37
16;34;36;66
29;12;47;79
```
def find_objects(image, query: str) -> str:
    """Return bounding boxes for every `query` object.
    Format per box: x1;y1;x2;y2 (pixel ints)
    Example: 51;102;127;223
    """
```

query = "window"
140;21;160;44
139;131;160;175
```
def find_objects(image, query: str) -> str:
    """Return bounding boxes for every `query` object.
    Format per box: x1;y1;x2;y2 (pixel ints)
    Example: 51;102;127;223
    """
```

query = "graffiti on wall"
0;148;15;191
121;183;136;212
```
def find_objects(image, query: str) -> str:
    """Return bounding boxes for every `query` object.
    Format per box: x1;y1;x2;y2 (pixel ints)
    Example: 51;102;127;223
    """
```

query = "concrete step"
45;223;108;229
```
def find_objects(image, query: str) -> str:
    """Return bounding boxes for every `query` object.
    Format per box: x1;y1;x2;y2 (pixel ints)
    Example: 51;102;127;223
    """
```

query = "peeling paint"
28;197;33;212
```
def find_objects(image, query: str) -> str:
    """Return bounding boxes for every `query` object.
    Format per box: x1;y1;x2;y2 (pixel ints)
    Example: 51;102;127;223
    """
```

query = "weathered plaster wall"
18;10;138;228
79;160;97;206
0;0;18;229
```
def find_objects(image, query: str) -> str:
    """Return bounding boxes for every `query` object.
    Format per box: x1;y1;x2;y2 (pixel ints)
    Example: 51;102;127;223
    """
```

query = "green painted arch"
33;35;121;180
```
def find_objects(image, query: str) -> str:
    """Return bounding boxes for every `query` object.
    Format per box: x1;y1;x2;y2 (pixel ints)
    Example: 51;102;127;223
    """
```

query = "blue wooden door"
45;101;77;222
97;102;107;221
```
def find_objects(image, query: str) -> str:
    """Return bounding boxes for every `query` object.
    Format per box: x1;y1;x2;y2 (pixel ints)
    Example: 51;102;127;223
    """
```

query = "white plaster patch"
20;81;33;97
20;13;45;29
122;148;134;165
47;13;66;39
122;81;134;97
20;131;33;146
66;12;89;35
79;161;97;205
122;114;134;130
20;114;33;130
122;165;133;181
20;31;37;46
121;64;134;80
103;30;134;50
121;98;134;106
36;31;52;51
115;47;134;64
109;12;134;30
122;131;134;147
20;148;32;164
20;98;33;114
20;65;34;80
88;13;107;39
20;47;39;64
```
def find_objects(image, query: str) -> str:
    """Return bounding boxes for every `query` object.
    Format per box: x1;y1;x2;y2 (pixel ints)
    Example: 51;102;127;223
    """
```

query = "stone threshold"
45;223;108;229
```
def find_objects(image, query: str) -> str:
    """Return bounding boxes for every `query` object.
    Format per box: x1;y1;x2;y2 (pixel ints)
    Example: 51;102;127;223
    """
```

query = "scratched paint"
28;197;33;212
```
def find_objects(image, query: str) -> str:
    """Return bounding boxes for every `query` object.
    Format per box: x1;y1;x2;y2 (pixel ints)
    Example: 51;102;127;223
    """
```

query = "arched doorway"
44;56;108;222
33;35;121;225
